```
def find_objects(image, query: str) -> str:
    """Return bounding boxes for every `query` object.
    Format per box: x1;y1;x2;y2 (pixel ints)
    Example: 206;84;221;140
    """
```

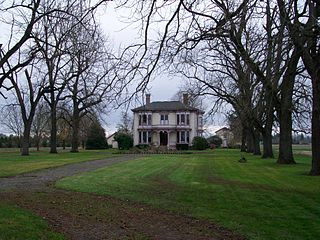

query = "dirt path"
0;154;138;191
0;155;245;240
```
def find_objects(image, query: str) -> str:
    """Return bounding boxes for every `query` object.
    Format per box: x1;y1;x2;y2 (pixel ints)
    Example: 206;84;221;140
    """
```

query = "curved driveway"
0;154;139;192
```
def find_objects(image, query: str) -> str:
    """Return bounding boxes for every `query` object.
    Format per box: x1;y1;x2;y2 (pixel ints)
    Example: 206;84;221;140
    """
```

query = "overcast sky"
98;3;188;135
0;1;224;136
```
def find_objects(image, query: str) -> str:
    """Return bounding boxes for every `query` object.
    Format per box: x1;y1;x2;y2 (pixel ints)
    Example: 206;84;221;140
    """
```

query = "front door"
160;131;168;146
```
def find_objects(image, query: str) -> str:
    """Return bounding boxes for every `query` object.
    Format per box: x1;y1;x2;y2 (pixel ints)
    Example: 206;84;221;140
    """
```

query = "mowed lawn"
0;204;64;240
57;149;320;240
0;149;114;177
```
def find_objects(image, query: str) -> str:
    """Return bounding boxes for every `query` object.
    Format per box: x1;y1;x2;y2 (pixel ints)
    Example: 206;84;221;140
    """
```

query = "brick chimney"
183;93;188;105
146;94;151;104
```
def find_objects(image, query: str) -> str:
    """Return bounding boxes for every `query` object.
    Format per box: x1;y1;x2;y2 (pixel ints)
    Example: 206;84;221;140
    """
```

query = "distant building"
106;132;118;149
215;127;234;148
131;94;204;149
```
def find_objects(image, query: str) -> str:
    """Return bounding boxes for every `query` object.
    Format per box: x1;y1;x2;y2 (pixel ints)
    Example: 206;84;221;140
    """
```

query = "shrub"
176;143;189;150
207;135;223;148
136;144;150;150
192;136;209;150
86;123;108;150
114;132;133;150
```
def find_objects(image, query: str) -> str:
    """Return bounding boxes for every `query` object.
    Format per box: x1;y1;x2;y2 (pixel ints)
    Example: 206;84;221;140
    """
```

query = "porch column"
158;131;160;147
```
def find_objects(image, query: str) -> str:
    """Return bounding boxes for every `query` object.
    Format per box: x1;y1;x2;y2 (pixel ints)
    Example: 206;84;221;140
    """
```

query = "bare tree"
117;111;133;134
33;0;99;153
0;103;24;144
31;101;50;151
277;0;320;174
0;0;41;92
60;12;119;153
6;63;45;155
119;0;306;164
171;84;205;109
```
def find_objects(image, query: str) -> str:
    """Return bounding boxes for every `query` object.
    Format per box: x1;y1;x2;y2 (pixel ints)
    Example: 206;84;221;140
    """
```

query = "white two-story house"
132;94;204;149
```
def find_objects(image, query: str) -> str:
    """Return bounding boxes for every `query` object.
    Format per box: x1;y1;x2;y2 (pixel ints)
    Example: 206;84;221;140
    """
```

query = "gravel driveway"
0;154;244;240
0;154;139;192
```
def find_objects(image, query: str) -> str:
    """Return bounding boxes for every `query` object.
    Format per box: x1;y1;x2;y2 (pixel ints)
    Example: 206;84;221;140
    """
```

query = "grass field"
57;149;320;240
0;204;64;240
0;148;114;177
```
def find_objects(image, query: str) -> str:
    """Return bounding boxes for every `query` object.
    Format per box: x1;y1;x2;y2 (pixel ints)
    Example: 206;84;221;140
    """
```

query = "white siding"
168;112;176;125
133;112;140;145
132;109;203;147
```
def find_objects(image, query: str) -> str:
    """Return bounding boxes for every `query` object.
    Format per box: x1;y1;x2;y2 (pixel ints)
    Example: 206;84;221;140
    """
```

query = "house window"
139;131;152;144
160;114;169;125
198;115;203;128
139;113;152;126
177;113;190;125
176;131;190;143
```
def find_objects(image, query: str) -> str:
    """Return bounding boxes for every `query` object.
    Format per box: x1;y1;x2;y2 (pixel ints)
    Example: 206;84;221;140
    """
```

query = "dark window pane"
177;115;180;125
187;114;190;125
143;131;147;142
181;131;185;142
181;114;185;124
148;131;152;143
148;115;152;125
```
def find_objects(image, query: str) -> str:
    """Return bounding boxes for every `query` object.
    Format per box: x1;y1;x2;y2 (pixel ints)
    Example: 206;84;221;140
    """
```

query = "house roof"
215;127;231;133
132;101;204;113
106;132;116;140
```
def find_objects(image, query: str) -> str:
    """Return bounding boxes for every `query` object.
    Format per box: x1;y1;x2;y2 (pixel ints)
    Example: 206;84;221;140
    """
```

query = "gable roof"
106;132;116;140
132;101;204;113
215;127;231;133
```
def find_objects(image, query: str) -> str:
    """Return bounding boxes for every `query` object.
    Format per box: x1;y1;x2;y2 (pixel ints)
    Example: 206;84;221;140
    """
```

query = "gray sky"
0;1;224;136
98;3;185;135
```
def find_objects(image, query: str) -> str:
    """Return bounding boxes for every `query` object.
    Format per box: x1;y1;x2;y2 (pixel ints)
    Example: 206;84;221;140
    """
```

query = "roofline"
131;108;204;113
131;101;204;113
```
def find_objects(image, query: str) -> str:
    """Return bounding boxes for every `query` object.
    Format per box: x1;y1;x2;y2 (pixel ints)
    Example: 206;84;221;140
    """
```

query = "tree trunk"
252;130;261;155
36;136;40;151
241;127;247;152
21;123;32;156
277;82;294;165
50;106;58;153
262;131;273;158
310;73;320;175
261;111;274;158
277;49;299;164
246;129;254;153
278;115;294;164
261;87;274;158
70;108;80;153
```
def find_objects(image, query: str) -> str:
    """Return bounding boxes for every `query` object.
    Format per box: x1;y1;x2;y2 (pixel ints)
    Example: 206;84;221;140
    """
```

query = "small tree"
85;122;107;150
192;136;209;150
114;132;133;150
207;135;223;148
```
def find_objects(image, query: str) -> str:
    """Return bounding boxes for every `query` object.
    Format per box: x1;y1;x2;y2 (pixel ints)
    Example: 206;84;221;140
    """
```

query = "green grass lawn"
57;149;320;240
0;148;114;177
0;204;64;240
